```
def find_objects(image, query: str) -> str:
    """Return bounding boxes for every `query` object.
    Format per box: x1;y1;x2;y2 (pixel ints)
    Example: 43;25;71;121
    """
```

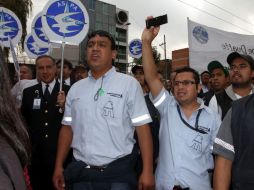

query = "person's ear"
197;83;202;93
112;50;117;60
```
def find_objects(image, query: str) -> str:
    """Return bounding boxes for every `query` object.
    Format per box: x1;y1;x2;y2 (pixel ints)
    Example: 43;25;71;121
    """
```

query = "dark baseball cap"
131;65;143;74
227;52;254;70
207;60;229;76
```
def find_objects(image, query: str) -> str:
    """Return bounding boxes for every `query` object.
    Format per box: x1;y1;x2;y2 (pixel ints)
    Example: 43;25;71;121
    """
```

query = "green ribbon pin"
99;88;104;96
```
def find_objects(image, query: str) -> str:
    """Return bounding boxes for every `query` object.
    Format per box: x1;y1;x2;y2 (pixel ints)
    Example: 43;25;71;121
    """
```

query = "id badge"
33;98;41;109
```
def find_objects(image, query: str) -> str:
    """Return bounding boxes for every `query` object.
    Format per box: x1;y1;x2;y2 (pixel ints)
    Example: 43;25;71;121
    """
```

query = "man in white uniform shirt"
141;18;220;190
53;30;154;190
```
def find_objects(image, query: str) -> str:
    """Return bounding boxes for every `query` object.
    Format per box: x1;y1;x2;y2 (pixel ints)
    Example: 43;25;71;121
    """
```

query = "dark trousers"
64;149;138;190
172;186;189;190
72;182;130;190
29;163;55;190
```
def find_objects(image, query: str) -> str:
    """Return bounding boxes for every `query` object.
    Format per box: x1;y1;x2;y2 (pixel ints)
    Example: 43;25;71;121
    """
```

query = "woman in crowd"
0;48;31;189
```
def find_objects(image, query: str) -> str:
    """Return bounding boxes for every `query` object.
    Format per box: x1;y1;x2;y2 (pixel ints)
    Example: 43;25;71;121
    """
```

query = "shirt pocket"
186;129;211;156
98;93;124;120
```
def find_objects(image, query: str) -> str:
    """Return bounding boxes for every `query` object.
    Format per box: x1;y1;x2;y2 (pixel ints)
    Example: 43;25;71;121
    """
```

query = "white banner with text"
188;19;254;72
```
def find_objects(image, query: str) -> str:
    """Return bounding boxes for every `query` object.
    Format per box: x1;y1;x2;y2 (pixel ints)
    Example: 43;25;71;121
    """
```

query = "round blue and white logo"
192;26;208;44
42;0;89;45
128;39;142;59
0;7;22;47
31;12;50;47
25;34;50;59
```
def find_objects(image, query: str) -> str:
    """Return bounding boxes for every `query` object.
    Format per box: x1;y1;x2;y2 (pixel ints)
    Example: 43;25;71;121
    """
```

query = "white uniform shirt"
11;79;38;108
62;67;151;166
41;80;56;94
152;88;220;190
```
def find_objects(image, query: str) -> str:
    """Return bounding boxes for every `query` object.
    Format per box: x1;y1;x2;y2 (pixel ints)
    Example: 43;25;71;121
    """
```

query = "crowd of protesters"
1;18;254;190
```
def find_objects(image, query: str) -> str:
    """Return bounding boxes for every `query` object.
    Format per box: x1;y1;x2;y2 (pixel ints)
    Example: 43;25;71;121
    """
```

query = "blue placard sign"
24;34;50;59
0;7;22;47
128;39;142;59
42;0;89;45
31;12;50;47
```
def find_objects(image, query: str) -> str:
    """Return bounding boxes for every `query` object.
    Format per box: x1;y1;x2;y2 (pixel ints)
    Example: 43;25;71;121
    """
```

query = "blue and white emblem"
42;0;89;45
0;7;22;47
192;25;208;44
128;39;142;59
31;12;50;47
24;34;50;59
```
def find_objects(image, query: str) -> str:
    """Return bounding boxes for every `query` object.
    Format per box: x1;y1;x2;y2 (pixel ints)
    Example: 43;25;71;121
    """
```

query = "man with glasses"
53;30;154;190
141;19;220;190
208;52;254;119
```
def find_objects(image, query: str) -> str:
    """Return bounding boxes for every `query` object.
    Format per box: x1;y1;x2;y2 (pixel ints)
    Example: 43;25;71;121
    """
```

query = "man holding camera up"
142;17;220;190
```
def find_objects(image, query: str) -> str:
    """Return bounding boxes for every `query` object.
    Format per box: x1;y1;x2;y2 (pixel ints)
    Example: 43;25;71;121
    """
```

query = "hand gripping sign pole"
42;0;89;91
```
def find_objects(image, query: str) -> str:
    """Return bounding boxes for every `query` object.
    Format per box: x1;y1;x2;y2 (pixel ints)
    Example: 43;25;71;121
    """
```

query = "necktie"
44;84;50;102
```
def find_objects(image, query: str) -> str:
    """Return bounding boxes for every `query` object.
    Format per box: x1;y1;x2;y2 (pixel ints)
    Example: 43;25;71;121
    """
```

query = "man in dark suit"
21;55;70;190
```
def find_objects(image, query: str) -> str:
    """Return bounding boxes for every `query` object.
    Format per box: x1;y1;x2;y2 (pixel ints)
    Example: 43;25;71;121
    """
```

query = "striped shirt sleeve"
213;108;235;161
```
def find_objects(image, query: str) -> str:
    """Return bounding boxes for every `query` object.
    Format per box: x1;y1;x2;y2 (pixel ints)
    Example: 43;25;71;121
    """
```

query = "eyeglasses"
229;64;249;71
173;80;197;87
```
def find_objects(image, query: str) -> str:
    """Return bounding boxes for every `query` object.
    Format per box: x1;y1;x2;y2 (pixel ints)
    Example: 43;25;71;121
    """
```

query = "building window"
102;15;109;24
95;22;102;30
89;0;95;10
109;25;116;37
102;3;109;15
102;23;108;31
96;13;103;22
116;28;127;43
109;16;115;25
116;46;127;60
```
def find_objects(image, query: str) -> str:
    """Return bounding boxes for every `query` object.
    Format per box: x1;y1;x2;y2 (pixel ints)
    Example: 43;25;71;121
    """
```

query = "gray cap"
227;52;254;70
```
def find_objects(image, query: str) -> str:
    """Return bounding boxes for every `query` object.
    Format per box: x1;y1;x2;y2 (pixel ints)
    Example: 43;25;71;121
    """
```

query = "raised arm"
142;18;164;98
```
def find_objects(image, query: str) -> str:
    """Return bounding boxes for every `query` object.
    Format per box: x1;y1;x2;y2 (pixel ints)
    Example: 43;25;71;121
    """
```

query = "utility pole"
160;34;168;80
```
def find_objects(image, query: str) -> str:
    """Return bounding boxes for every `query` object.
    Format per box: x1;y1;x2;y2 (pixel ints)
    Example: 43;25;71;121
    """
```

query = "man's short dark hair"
56;59;73;70
201;71;211;77
87;30;116;50
175;67;200;84
74;64;89;72
19;64;35;78
131;65;143;74
35;55;55;66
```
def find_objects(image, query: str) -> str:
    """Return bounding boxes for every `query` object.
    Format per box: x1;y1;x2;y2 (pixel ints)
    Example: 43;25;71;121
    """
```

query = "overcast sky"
28;0;254;59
